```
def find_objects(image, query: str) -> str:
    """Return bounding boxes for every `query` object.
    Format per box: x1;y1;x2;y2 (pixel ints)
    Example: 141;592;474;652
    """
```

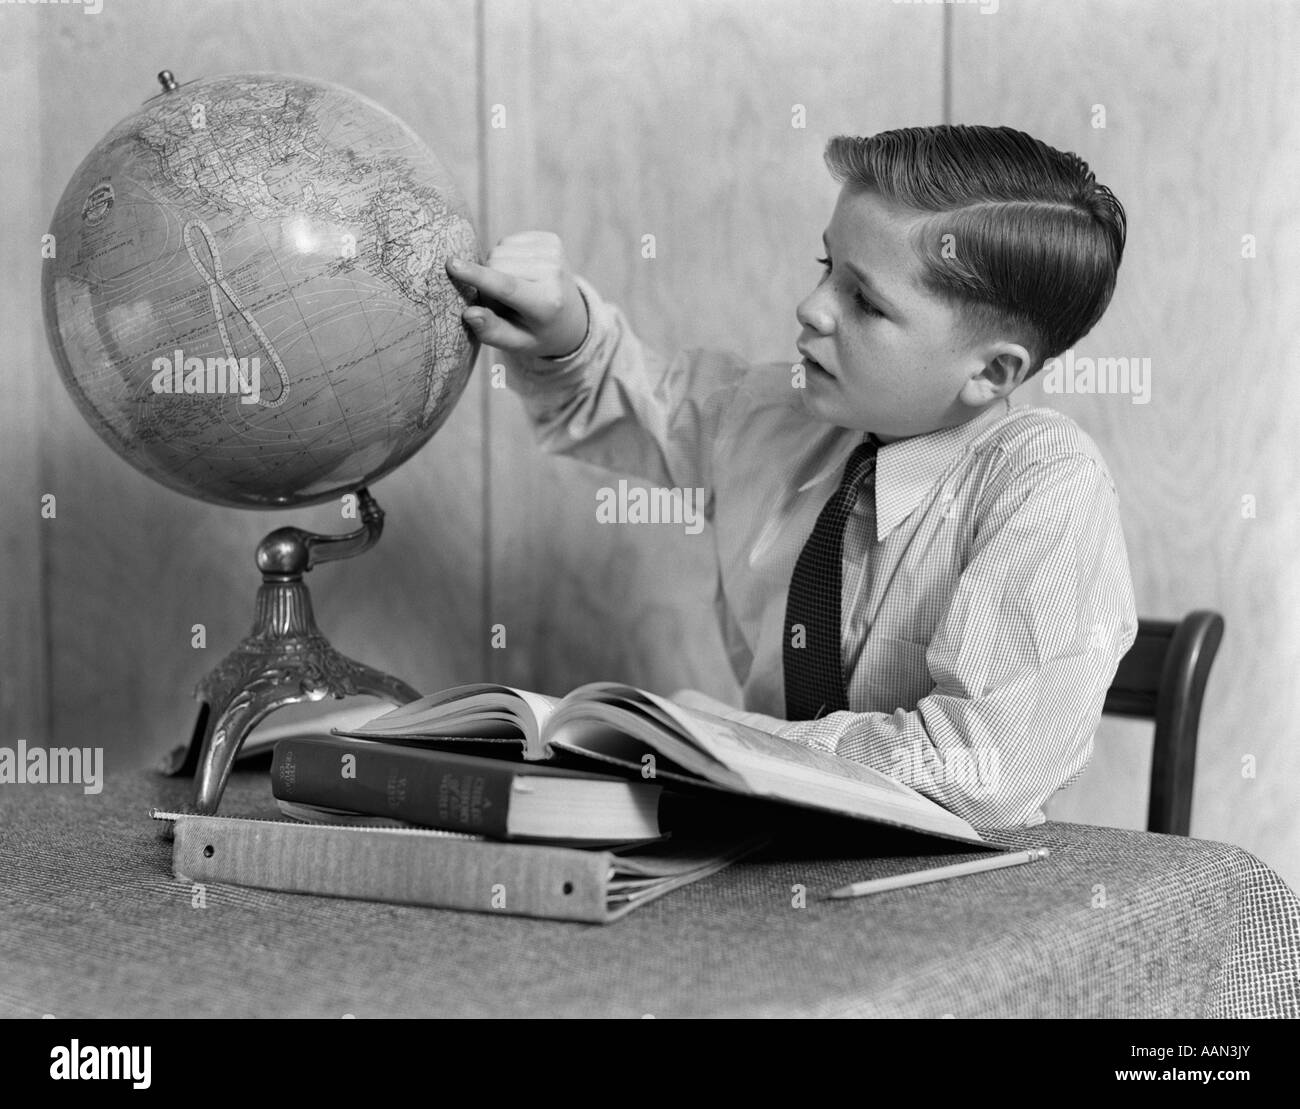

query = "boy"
446;125;1136;831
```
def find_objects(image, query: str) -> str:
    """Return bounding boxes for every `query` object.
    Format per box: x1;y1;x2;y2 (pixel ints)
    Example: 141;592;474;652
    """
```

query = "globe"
42;71;479;508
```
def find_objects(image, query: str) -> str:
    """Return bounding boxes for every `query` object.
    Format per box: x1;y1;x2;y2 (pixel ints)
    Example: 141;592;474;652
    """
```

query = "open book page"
237;699;396;760
551;683;986;845
547;689;745;785
338;684;563;758
669;689;795;736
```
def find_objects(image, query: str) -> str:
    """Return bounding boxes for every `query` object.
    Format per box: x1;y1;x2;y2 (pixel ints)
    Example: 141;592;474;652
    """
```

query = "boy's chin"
797;385;872;430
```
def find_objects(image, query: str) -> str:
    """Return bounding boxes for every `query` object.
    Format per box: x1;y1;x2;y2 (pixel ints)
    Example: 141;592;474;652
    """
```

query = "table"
1;768;1296;1018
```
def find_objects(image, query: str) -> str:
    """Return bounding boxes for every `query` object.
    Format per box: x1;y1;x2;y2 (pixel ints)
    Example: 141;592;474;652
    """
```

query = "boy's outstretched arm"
446;233;749;493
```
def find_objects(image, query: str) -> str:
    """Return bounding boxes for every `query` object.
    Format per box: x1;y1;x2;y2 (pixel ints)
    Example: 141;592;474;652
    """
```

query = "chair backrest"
1103;610;1225;836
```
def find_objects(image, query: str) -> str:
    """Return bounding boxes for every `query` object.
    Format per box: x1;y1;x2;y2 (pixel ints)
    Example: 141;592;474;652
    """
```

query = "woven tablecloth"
1;768;1296;1018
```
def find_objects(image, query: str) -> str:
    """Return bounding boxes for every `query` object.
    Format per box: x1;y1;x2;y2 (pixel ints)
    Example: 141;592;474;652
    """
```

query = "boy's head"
795;124;1126;440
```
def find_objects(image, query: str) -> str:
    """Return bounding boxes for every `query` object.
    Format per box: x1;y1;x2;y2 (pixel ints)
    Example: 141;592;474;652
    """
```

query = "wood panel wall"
2;0;1295;890
0;16;51;744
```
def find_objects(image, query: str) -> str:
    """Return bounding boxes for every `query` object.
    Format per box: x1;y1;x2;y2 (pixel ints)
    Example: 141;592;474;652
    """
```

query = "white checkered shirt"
504;276;1138;830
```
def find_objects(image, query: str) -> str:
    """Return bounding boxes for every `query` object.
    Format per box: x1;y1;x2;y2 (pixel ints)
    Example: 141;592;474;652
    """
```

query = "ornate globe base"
161;488;420;812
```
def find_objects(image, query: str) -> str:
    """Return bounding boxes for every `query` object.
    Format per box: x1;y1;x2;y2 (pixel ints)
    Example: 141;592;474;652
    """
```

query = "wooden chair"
1103;610;1225;836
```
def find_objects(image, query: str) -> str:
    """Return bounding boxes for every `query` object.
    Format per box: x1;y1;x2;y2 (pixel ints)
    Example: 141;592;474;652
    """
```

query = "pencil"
826;847;1051;899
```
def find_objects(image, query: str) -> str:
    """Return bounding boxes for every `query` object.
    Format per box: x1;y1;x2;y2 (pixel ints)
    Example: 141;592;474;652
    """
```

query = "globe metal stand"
163;487;421;813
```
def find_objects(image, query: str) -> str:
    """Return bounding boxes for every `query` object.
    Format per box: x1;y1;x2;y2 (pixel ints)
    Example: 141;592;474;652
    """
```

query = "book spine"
272;738;517;837
172;816;613;923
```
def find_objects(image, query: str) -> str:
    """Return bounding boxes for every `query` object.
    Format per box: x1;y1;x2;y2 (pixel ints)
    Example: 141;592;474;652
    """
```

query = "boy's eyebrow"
821;230;901;314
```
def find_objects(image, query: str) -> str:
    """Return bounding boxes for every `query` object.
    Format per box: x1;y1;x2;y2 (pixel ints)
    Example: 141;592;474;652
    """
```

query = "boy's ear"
960;343;1034;406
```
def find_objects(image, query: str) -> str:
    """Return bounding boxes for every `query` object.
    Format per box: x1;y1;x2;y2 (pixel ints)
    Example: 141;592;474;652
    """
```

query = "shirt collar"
798;400;1011;541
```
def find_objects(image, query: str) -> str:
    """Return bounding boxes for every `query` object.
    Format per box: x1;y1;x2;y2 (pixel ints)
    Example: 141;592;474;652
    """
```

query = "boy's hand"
446;232;588;359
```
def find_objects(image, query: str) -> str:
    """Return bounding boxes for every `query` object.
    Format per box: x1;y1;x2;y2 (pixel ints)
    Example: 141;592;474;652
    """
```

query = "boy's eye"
854;291;882;316
815;256;882;316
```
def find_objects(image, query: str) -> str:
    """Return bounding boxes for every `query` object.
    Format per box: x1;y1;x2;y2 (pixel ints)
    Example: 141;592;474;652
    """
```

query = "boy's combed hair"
824;125;1126;374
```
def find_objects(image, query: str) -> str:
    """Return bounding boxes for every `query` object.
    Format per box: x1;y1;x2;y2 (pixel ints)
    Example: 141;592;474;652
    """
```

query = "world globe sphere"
42;71;480;508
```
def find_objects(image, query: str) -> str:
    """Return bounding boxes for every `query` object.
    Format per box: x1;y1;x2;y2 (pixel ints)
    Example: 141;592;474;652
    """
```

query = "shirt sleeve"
777;452;1138;831
501;275;749;494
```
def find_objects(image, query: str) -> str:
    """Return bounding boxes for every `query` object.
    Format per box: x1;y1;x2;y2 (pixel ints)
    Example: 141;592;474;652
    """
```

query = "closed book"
271;734;664;841
150;810;763;924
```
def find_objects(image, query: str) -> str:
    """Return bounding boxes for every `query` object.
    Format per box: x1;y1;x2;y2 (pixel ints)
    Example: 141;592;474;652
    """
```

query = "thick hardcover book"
270;734;664;841
150;810;763;924
314;682;992;847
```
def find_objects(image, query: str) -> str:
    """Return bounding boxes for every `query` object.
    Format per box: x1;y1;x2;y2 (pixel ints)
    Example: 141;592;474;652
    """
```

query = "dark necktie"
783;435;880;720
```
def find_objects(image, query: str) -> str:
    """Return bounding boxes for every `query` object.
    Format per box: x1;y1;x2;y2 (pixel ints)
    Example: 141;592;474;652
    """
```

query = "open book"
322;682;990;847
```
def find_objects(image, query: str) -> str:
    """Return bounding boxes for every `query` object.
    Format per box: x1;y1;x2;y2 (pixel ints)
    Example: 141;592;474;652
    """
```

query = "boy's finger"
461;306;537;352
447;258;537;314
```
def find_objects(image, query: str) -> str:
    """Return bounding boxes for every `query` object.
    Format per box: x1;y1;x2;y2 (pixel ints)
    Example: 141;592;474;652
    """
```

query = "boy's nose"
795;292;833;335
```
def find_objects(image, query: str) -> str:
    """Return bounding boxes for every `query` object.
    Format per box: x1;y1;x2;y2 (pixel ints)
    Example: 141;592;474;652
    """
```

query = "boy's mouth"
797;346;831;377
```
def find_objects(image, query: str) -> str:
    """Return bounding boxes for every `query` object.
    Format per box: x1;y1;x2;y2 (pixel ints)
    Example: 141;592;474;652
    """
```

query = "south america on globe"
42;71;480;508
